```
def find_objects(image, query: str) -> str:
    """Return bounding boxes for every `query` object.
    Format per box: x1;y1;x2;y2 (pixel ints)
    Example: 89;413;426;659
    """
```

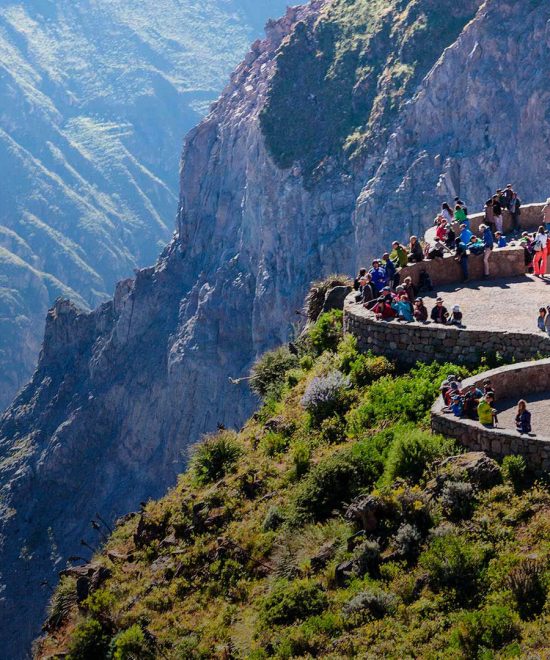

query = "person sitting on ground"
537;307;547;332
372;297;397;321
477;392;497;427
413;297;428;322
462;385;483;419
368;259;387;292
382;252;398;287
479;223;494;278
454;236;469;282
515;399;532;435
460;223;473;244
441;202;454;224
449;305;463;327
408;235;424;263
392;293;414;322
532;226;548;278
390;241;409;268
353;268;367;291
494;231;507;248
431;297;449;324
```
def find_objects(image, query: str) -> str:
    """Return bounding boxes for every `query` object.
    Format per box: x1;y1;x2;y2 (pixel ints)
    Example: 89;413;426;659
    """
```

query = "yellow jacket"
477;399;494;425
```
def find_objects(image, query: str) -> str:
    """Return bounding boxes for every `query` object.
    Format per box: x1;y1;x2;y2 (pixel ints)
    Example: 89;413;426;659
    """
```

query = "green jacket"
391;246;408;268
477;399;494;425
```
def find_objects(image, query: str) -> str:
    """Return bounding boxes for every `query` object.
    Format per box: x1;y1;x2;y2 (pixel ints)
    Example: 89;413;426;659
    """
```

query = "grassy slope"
37;312;549;659
260;0;479;179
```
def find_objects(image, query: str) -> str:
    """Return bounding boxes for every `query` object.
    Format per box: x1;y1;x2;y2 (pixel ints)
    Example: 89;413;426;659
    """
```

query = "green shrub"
274;613;342;657
82;589;115;619
338;336;394;387
343;588;397;623
301;370;351;425
347;362;469;433
319;415;347;444
260;579;328;626
452;605;520;657
300;355;314;371
501;455;527;493
259;431;289;457
291;440;311;479
250;347;299;400
110;625;154;660
292;441;384;522
507;559;547;620
308;310;343;355
420;534;487;605
381;427;457;485
46;575;77;629
67;618;110;660
262;506;285;532
190;431;242;485
440;481;475;520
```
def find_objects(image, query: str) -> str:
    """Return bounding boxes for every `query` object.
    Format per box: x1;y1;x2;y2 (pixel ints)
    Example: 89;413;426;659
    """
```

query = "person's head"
492;195;498;202
517;399;527;413
414;297;422;306
404;276;412;285
479;223;487;232
392;241;400;249
538;226;546;235
410;235;417;244
455;204;461;211
454;197;460;203
539;307;546;316
495;231;502;238
453;305;460;313
359;267;367;276
507;184;512;190
460;223;467;230
546;305;550;315
436;297;444;306
400;293;409;301
365;273;372;282
372;259;380;269
496;189;502;194
382;252;390;260
485;392;494;403
442;202;452;212
522;231;529;238
396;285;405;293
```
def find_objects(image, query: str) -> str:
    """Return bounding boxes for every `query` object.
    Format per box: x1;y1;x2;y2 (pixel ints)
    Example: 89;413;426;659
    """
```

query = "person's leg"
542;250;548;275
534;252;543;275
483;248;491;276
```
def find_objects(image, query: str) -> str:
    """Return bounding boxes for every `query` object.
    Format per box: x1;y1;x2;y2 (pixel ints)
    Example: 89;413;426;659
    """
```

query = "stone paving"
496;392;550;437
421;274;550;333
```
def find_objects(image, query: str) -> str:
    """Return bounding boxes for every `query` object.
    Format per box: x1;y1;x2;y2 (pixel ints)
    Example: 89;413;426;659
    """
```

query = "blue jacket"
392;300;413;321
369;266;387;292
383;259;396;284
483;228;494;249
460;228;473;244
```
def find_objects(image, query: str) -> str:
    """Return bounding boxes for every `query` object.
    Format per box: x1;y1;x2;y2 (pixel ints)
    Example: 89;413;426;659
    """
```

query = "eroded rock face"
0;0;549;655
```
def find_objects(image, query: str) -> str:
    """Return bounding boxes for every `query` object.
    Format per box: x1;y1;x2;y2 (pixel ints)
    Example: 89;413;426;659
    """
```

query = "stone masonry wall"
431;360;550;474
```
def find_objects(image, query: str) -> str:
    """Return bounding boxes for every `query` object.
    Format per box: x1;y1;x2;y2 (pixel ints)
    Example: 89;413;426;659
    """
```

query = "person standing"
493;195;503;234
368;260;387;292
484;198;495;233
441;202;453;224
503;184;514;209
509;192;521;232
532;226;548;278
515;400;532;435
479;224;494;278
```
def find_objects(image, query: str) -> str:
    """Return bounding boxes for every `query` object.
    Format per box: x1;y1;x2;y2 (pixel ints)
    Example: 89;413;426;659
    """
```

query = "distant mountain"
0;0;288;409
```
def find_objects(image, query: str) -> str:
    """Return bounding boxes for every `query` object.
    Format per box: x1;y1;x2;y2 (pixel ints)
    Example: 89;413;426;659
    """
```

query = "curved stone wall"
431;360;550;474
343;295;550;367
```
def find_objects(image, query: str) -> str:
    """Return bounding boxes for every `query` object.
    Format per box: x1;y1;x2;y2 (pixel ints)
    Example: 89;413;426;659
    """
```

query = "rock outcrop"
1;0;549;655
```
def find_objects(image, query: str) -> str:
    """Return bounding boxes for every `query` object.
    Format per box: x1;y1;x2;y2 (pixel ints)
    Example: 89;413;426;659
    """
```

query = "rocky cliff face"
1;0;549;656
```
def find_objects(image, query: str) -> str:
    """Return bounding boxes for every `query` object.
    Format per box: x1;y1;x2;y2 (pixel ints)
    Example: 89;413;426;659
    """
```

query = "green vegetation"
260;0;478;179
38;312;550;658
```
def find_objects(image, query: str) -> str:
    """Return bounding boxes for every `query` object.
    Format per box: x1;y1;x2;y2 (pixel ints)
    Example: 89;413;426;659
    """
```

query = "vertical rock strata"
0;0;549;655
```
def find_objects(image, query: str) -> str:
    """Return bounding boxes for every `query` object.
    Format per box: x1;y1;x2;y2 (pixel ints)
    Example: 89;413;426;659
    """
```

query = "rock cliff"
1;0;549;656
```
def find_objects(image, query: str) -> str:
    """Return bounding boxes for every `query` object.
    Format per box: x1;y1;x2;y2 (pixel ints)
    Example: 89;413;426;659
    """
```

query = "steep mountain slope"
0;0;288;409
1;0;550;656
35;326;550;658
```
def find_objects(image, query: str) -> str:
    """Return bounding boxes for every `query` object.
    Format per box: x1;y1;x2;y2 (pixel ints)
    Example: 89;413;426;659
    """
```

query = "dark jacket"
431;304;448;323
482;228;494;249
515;410;531;434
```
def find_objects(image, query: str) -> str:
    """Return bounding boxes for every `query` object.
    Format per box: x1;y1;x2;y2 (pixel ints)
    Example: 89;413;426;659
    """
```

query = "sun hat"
453;305;460;312
436;297;443;302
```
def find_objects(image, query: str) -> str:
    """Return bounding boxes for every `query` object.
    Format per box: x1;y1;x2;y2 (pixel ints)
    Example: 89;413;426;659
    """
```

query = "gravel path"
495;392;550;437
421;275;550;332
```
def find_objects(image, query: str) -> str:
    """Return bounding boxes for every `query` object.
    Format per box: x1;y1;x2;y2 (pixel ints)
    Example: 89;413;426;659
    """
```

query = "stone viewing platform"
431;360;550;474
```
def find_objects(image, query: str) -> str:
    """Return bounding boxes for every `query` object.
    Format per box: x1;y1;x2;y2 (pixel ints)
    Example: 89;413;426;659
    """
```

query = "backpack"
418;270;433;292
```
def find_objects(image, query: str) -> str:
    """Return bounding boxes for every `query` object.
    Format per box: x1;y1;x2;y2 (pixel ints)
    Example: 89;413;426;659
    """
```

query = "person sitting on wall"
368;259;387;293
445;223;456;249
494;231;507;248
537;307;547;332
477;392;497;428
430;297;449;324
402;275;416;304
390;241;409;268
354;268;367;291
435;220;448;243
356;273;378;306
449;305;463;327
441;202;454;224
468;235;485;255
460;223;473;244
408;235;424;263
413;297;428;322
392;293;414;321
382;252;398;288
454;203;468;226
515;399;532;435
372;297;397;321
427;238;450;259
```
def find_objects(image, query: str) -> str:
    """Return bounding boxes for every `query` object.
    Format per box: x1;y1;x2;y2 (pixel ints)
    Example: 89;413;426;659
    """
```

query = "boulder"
345;495;395;531
60;563;112;603
430;452;501;492
322;286;352;314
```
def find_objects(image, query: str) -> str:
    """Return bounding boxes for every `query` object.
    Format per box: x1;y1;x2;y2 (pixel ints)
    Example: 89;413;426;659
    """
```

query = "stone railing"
431;360;550;474
344;297;550;366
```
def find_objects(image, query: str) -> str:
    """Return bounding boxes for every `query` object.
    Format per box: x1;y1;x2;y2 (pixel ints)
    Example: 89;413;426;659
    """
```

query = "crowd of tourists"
353;186;550;327
440;375;532;435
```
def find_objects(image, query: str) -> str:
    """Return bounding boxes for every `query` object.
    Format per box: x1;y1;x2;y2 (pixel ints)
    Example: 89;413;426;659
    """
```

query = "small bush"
393;523;422;559
82;589;115;619
338;337;394;387
46;576;77;629
67;618;110;660
507;559;547;620
262;506;285;532
319;415;347;444
381;427;456;485
291;440;311;479
501;455;527;493
110;625;155;660
250;347;299;400
190;431;242;485
420;534;486;605
301;370;351;424
260;431;289;457
292;442;384;522
440;481;475;520
343;588;397;622
308;310;343;355
453;605;520;657
299;355;314;371
351;539;381;577
260;579;328;626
